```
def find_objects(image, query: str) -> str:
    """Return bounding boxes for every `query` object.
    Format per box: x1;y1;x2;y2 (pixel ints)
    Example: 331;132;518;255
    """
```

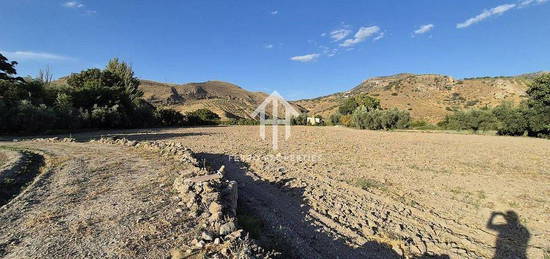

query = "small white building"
306;117;322;125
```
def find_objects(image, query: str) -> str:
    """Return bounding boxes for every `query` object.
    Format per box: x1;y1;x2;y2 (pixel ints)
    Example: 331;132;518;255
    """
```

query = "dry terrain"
78;125;550;258
295;73;548;122
56;72;547;122
0;140;203;258
1;126;549;258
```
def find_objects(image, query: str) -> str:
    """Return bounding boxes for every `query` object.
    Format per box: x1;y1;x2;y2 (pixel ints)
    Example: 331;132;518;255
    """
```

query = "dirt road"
0;141;199;258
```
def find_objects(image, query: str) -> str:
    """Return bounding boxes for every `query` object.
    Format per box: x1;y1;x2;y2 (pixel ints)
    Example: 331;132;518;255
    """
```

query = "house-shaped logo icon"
251;91;300;150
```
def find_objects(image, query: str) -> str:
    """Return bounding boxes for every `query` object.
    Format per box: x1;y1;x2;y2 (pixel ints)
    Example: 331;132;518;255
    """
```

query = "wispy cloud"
519;0;548;7
271;10;278;15
457;4;516;28
340;26;380;47
1;50;73;61
63;1;84;8
329;29;352;42
264;44;274;49
290;53;320;63
414;24;434;34
373;32;385;41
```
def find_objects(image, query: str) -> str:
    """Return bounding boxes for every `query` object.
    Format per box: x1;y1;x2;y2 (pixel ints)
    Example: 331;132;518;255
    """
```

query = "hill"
294;72;548;122
140;80;306;120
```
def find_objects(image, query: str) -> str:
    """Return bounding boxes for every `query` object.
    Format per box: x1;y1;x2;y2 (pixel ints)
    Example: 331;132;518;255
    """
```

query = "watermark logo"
251;91;299;150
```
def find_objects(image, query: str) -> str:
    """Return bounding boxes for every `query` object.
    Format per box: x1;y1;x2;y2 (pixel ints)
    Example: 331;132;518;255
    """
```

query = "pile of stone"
32;137;76;143
87;137;273;258
90;137;197;166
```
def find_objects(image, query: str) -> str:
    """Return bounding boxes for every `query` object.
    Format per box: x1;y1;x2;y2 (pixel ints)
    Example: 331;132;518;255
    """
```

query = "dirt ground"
1;126;549;258
0;141;201;258
78;125;550;258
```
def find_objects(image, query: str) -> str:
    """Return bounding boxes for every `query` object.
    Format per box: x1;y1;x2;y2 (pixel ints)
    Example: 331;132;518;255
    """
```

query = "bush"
339;114;353;127
328;113;342;125
291;114;308;125
352;107;410;130
492;102;528;136
438;109;498;132
187;108;220;122
338;94;380;115
156;108;187;127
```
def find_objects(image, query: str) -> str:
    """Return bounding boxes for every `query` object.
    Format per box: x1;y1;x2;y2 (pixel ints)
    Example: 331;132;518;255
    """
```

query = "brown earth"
0;140;202;258
294;73;548;123
2;126;549;258
72;126;550;258
139;80;305;120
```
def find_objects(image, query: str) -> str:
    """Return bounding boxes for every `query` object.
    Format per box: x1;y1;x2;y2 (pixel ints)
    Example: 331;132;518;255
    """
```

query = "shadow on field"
70;131;214;142
195;152;450;259
487;211;530;259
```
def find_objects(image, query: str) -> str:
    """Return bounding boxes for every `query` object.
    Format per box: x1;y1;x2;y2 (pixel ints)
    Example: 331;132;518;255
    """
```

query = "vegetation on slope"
329;93;411;130
0;54;218;134
438;74;550;138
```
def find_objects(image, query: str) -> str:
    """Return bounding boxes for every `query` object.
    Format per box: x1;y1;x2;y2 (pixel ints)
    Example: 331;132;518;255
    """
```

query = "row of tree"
330;94;411;130
0;54;219;134
438;74;550;138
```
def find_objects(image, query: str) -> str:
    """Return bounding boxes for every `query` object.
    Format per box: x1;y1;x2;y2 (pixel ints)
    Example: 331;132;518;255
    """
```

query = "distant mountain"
294;72;548;122
140;80;305;120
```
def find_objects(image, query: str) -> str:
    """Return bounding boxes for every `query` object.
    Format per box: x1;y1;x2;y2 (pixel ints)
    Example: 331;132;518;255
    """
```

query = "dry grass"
0;152;7;167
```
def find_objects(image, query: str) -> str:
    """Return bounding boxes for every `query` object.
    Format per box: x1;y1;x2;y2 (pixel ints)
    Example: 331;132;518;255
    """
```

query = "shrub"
438;109;498;132
291;114;308;125
493;102;528;136
328;113;342;125
156;108;187;127
187;108;220;122
352;107;410;130
338;94;380;115
339;114;353;127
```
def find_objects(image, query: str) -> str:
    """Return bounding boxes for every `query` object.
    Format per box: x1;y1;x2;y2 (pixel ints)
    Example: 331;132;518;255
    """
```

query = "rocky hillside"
295;72;548;122
139;80;271;120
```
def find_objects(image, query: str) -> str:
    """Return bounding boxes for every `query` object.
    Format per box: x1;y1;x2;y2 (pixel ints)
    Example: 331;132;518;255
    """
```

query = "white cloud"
63;1;84;8
414;24;434;34
329;29;351;42
519;0;548;7
457;4;516;28
373;32;385;41
271;10;278;15
340;26;380;47
290;53;320;63
1;50;73;61
264;44;273;49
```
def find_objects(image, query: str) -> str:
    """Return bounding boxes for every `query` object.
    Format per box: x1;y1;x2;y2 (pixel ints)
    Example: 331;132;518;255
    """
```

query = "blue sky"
1;0;549;100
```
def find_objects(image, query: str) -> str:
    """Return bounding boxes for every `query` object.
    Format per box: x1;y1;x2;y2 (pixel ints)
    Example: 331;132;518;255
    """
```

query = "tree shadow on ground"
0;127;217;142
49;130;213;142
486;211;530;259
195;152;450;259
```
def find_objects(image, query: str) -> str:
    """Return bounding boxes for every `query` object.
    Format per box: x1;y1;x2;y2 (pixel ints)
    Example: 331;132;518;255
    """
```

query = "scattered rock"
201;232;213;241
219;222;236;236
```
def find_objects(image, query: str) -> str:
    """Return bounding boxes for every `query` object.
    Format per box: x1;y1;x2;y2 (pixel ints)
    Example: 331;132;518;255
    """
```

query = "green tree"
338;94;380;115
188;108;220;122
105;58;143;102
0;53;23;82
526;74;550;107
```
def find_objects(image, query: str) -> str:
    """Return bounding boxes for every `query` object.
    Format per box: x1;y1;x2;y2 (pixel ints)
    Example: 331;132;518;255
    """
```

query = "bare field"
1;126;549;258
93;125;550;258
